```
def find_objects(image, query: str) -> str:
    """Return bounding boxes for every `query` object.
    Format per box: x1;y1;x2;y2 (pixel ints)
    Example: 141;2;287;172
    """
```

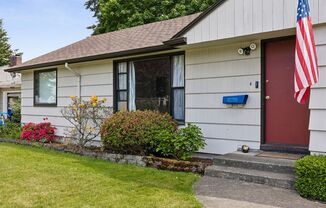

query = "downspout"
64;63;82;144
64;63;81;98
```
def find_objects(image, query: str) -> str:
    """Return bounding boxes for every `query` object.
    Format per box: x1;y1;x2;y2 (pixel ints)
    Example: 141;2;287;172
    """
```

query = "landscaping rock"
0;139;208;173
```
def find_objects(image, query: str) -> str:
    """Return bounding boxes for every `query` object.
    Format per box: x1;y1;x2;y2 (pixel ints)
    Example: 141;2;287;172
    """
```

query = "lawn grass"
0;143;201;208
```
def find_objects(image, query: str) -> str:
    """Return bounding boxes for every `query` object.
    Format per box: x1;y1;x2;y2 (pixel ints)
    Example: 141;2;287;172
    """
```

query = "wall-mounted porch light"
238;43;257;56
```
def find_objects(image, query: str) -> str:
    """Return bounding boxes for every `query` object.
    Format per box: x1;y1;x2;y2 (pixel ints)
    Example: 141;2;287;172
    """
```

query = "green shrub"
101;110;177;155
0;121;21;140
156;124;205;160
10;97;21;123
295;155;326;201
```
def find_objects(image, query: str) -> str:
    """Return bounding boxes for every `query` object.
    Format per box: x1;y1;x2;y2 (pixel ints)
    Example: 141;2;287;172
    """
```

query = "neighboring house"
0;55;22;114
6;0;326;155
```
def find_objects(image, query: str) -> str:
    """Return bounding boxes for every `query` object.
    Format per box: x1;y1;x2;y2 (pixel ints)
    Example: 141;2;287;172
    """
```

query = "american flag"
294;0;319;104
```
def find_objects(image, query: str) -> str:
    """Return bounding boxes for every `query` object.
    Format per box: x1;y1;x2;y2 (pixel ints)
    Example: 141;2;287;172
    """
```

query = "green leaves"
0;121;21;140
85;0;216;34
156;123;205;160
101;110;178;155
101;111;205;160
295;155;326;201
10;98;21;123
0;19;13;66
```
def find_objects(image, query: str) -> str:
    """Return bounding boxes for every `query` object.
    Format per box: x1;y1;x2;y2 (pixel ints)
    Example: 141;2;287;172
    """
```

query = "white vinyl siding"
20;60;114;138
185;0;326;44
185;41;261;154
309;24;326;154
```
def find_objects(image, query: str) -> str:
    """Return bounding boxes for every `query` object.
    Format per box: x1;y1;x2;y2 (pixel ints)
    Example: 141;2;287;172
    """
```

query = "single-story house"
0;55;22;114
7;0;326;155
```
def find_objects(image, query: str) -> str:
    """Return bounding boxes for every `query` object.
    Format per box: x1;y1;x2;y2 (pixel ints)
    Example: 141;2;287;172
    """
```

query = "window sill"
176;121;185;126
33;104;57;107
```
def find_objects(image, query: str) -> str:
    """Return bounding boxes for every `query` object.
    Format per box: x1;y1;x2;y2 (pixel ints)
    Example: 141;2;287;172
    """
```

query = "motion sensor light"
238;48;244;55
238;43;257;56
250;43;257;50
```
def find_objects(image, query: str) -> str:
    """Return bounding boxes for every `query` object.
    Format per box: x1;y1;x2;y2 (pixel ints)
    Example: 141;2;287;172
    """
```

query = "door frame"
260;36;310;154
2;90;21;113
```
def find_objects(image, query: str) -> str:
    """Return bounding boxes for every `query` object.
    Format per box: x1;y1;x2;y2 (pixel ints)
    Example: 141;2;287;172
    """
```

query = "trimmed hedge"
101;110;205;160
101;110;177;155
295;155;326;201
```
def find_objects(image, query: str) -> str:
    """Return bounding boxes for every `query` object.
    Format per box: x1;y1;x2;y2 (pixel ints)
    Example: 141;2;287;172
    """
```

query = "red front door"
264;38;310;147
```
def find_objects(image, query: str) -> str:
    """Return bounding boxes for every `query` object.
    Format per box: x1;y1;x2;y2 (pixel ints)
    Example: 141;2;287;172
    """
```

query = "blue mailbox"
223;95;248;105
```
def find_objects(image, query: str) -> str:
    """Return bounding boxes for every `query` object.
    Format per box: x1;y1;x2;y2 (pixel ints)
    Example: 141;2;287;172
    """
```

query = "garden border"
0;139;211;174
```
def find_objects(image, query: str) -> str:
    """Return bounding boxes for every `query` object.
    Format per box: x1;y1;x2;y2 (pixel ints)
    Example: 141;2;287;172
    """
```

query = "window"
34;69;57;106
115;54;185;122
133;57;171;113
116;62;128;111
171;55;185;121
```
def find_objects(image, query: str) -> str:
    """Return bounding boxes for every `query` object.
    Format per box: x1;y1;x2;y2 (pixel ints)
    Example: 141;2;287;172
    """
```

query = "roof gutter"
163;37;187;46
5;44;176;73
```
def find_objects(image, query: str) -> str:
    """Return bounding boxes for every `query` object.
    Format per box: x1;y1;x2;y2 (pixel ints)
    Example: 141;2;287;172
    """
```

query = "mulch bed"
143;156;212;174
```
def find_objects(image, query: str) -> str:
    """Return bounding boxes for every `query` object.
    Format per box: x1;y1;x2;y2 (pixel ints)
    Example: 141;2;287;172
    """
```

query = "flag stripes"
294;0;319;104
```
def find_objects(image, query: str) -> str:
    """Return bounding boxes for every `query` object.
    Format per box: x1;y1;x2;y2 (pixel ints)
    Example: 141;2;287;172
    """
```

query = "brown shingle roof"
8;13;200;72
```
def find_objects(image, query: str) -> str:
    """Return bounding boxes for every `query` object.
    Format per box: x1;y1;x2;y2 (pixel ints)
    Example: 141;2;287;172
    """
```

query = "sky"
0;0;95;62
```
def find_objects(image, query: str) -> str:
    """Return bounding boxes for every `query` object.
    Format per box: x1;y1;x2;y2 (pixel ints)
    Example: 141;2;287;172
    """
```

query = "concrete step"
213;153;295;174
205;165;295;189
195;177;325;208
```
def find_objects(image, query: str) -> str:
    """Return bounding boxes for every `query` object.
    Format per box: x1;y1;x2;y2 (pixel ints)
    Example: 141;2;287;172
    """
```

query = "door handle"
265;96;271;100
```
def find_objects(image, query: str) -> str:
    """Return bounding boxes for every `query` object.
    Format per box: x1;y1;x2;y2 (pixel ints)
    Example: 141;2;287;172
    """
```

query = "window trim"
113;52;185;123
33;68;58;107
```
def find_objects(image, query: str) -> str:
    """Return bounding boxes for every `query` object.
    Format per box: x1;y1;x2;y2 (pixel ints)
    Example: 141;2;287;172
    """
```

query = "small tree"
0;19;13;66
61;96;112;148
10;97;21;123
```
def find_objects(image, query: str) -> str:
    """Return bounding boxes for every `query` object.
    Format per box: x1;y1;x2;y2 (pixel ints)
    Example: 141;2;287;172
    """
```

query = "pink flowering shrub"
21;120;57;143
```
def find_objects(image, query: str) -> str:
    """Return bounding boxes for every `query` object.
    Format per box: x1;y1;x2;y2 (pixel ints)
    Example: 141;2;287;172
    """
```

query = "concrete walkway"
195;176;326;208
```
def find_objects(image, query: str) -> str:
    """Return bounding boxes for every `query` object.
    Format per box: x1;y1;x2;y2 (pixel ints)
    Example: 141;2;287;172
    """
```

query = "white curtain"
129;62;136;111
172;55;185;120
38;71;56;104
118;62;127;73
172;55;184;87
173;89;184;120
118;62;127;90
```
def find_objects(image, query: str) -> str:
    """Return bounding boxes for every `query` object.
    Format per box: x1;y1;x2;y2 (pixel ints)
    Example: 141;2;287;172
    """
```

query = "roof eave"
163;37;187;46
5;44;176;72
7;6;223;73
